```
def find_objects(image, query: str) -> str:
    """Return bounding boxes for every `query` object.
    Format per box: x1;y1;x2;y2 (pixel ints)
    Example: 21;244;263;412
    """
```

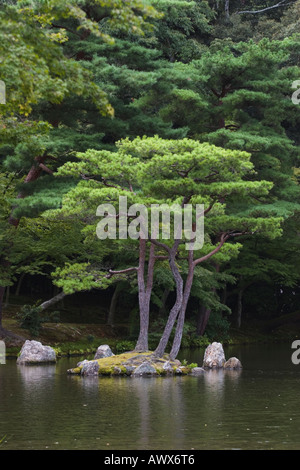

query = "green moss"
68;350;191;377
99;366;114;376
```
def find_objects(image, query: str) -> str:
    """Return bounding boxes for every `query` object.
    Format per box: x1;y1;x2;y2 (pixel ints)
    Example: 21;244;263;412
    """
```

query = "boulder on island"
94;344;114;360
132;361;158;377
17;340;56;365
224;357;242;370
202;342;225;369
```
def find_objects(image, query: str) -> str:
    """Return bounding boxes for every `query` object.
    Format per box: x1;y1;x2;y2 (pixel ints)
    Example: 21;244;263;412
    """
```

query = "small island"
66;342;242;377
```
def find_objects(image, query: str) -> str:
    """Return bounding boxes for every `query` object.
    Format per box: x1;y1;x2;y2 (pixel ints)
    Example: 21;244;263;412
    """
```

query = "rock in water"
203;342;225;369
17;340;56;365
94;344;114;359
81;360;100;376
132;361;158;376
224;357;242;369
191;367;206;376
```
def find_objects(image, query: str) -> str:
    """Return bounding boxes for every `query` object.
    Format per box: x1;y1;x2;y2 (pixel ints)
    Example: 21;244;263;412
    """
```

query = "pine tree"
48;136;282;356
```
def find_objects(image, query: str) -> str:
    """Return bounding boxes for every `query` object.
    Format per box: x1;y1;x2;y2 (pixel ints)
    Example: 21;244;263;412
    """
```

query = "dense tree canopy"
0;0;299;355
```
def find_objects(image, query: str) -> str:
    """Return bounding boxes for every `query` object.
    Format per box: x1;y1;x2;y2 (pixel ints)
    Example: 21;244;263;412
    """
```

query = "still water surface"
1;343;300;450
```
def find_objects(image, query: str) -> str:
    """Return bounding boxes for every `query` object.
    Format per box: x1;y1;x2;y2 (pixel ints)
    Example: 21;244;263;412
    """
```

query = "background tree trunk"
106;282;124;326
4;286;10;307
39;291;66;311
158;288;170;316
15;272;26;296
225;0;230;18
236;287;244;328
197;305;212;336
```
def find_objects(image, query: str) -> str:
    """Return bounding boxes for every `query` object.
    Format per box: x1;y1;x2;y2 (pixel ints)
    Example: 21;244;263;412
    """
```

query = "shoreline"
1;314;299;360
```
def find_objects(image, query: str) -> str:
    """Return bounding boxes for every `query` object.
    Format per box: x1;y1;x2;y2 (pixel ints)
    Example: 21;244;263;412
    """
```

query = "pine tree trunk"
134;301;150;351
169;252;194;360
39;291;66;311
134;240;155;352
154;246;183;358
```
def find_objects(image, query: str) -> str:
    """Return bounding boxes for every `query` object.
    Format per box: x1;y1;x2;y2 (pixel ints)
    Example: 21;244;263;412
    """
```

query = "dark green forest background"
0;0;300;353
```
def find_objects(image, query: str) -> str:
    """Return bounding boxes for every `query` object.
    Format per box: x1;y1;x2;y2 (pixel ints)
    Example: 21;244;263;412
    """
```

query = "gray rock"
132;361;158;376
224;357;242;369
124;365;136;375
190;367;206;375
94;344;114;359
81;360;100;376
162;361;174;374
77;359;89;367
203;342;225;369
17;340;56;365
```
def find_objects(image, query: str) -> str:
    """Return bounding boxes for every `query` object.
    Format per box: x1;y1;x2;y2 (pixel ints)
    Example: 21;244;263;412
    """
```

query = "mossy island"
67;350;196;377
66;342;242;377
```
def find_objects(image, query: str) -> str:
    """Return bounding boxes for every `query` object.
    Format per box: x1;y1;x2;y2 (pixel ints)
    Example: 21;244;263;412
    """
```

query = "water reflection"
1;344;300;450
66;374;188;449
17;364;56;384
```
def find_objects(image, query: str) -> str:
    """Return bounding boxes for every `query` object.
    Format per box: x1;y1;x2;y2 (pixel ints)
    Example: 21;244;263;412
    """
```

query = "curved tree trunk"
154;241;183;358
134;240;156;352
39;291;66;311
170;251;194;360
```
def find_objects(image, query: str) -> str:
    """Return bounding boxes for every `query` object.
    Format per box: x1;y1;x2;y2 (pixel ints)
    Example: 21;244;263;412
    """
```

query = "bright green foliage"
0;2;114;119
0;0;161;208
49;136;282;295
51;263;112;295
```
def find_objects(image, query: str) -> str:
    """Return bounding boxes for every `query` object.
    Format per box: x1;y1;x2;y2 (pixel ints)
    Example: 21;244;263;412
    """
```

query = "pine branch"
235;0;296;15
108;267;138;277
39;163;53;175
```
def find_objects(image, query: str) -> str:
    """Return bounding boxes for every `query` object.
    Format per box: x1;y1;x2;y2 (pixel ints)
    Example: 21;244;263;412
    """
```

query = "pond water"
1;342;300;450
